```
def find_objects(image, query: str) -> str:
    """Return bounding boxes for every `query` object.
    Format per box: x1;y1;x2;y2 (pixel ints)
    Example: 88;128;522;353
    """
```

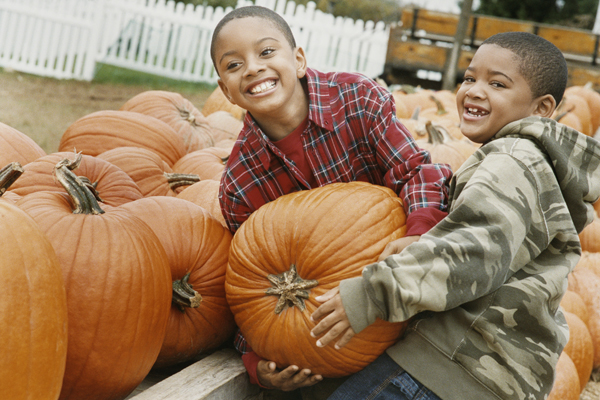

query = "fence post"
82;0;105;80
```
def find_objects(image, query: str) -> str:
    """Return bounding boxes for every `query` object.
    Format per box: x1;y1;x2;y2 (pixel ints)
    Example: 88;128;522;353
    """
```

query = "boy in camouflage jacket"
310;32;600;400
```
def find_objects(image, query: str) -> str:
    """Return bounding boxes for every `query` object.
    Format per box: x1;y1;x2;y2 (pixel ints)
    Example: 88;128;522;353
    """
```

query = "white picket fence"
0;0;390;83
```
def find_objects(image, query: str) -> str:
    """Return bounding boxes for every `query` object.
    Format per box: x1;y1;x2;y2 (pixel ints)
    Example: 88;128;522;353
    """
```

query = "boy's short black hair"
481;31;568;105
210;6;296;70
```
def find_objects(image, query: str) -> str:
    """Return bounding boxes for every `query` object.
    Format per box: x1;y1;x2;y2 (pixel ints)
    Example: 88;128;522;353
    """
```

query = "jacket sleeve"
340;152;548;333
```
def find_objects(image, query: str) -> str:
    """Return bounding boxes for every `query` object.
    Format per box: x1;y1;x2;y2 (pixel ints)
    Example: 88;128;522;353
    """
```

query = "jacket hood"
494;116;600;232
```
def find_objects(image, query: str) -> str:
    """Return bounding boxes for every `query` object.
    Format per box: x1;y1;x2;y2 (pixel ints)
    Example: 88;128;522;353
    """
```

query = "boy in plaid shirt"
210;5;452;397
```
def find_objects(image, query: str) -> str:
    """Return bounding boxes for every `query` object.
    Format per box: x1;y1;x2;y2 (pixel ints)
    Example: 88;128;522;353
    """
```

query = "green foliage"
93;64;216;94
475;0;598;27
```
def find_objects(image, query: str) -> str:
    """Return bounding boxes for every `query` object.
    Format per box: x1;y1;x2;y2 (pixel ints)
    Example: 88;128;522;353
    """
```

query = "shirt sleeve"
367;84;452;219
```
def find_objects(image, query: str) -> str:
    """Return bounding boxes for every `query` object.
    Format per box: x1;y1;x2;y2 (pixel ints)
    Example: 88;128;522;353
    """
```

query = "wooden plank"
385;39;473;72
128;349;260;400
536;25;598;57
470;15;534;42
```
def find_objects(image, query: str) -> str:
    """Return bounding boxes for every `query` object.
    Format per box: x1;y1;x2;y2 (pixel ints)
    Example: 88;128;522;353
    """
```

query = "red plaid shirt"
219;68;452;234
219;68;452;384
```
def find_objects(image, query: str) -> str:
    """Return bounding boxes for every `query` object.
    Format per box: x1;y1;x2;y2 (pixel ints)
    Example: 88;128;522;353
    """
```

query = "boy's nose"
466;83;485;99
244;57;266;76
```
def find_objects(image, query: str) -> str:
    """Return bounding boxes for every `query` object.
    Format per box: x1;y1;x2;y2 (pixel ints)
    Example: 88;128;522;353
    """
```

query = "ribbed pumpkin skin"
547;352;580;400
568;268;600;369
8;152;143;205
226;182;408;378
98;147;177;197
120;90;215;152
121;197;236;369
201;86;246;120
0;122;46;167
0;201;67;400
563;311;594;392
172;146;230;181
17;192;172;400
578;219;600;253
176;180;225;227
561;289;589;327
58;110;186;167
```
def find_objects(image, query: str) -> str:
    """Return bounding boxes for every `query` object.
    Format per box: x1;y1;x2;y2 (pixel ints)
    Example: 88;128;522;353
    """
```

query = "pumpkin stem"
266;264;318;314
424;121;451;145
0;162;24;196
172;272;202;313
428;95;448;116
53;155;105;215
164;172;201;190
221;155;230;164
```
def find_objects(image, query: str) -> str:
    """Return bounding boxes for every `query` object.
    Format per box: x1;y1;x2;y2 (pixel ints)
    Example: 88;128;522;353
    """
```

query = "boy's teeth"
250;81;275;94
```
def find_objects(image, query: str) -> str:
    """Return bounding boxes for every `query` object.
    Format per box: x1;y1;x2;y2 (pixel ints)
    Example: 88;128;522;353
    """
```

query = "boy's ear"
295;47;307;79
532;94;556;118
217;79;236;105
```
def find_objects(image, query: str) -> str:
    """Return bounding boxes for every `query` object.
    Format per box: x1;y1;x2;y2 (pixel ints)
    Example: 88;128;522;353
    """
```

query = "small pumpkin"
226;181;408;377
415;121;477;172
201;86;246;120
97;147;199;197
578;218;600;253
176;179;226;227
172;146;231;181
206;110;244;142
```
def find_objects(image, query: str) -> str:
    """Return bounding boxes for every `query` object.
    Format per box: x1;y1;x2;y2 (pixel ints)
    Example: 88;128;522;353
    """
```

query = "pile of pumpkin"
3;80;600;400
0;87;248;400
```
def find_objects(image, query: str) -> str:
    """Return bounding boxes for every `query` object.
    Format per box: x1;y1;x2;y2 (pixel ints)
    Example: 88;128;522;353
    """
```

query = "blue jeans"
327;353;442;400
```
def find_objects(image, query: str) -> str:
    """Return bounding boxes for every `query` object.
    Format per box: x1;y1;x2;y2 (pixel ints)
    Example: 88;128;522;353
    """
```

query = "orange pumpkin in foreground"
226;182;408;377
16;157;172;400
0;163;68;400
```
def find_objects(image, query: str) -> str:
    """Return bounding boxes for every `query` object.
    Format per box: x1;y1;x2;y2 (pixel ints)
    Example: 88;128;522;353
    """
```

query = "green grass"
93;63;217;94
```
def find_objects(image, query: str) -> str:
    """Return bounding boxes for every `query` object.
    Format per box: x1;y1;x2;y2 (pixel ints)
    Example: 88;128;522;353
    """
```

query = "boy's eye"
491;81;506;88
261;48;275;57
226;61;241;70
462;76;475;83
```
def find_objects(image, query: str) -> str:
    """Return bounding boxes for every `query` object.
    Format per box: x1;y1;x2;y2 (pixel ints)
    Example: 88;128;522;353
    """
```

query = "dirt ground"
0;68;214;154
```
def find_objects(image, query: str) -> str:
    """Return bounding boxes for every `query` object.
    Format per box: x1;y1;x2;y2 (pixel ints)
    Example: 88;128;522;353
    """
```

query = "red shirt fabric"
220;68;453;377
219;68;452;235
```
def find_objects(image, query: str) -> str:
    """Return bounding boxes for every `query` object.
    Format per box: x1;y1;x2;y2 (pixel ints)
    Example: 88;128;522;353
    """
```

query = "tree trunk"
442;0;474;91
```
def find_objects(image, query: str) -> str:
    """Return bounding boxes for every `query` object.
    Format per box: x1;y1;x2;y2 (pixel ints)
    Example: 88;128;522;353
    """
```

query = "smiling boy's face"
213;16;307;125
456;44;554;143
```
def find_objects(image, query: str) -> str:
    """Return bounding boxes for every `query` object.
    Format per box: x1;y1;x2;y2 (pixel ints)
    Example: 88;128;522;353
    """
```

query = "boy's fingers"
315;286;339;302
315;320;351;347
334;328;356;349
310;298;335;323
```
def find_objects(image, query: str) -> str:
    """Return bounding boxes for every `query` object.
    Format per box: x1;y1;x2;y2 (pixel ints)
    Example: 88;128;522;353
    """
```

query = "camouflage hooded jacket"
339;116;600;400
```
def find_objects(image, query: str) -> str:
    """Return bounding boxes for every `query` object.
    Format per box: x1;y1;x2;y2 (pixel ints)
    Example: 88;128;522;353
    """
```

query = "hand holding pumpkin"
257;360;322;391
311;287;356;349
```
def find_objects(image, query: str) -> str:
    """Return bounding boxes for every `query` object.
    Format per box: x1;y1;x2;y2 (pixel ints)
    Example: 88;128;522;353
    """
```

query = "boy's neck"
253;85;309;142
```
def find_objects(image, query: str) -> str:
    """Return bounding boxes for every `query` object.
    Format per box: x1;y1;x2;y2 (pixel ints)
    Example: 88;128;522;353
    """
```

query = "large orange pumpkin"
120;196;236;369
226;181;408;377
567;267;600;369
201;86;246;120
58;110;187;167
547;352;580;400
0;122;46;167
8;152;143;206
16;157;172;400
0;163;68;400
562;311;594;392
120;90;215;152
